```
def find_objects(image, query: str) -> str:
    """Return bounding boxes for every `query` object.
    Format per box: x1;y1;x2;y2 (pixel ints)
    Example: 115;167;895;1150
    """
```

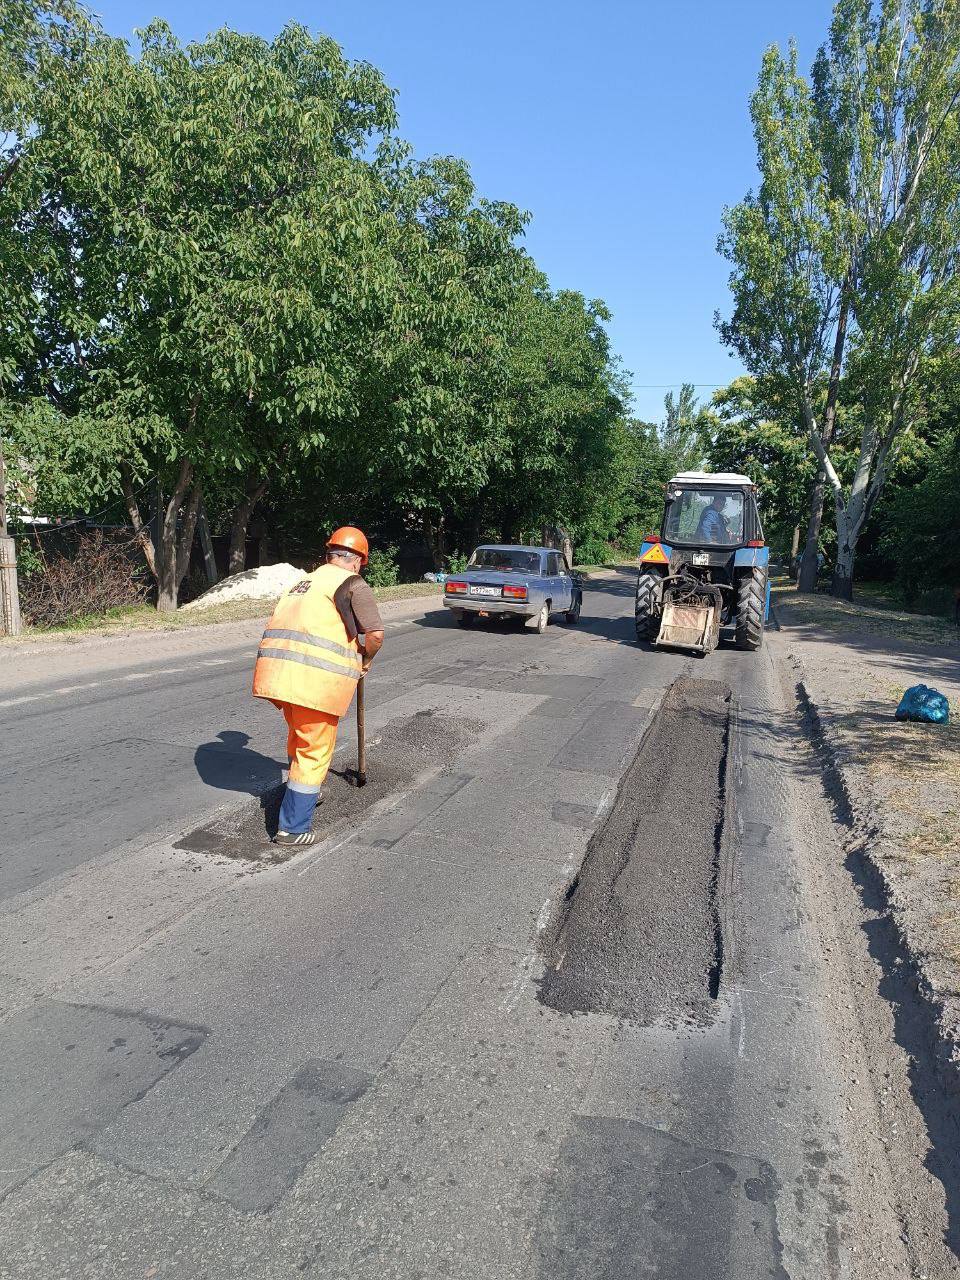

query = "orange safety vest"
252;563;364;718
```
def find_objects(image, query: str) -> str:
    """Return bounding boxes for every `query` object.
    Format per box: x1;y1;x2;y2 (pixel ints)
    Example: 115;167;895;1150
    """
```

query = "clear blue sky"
92;0;834;423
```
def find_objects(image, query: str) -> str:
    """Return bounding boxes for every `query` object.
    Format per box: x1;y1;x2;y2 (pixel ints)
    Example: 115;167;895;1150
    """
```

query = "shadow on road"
193;730;284;796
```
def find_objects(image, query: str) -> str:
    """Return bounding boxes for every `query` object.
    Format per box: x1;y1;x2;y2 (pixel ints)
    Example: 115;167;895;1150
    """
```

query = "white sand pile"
182;562;305;612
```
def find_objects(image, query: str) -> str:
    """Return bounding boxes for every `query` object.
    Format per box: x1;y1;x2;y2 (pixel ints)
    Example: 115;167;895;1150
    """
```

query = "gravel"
181;564;304;612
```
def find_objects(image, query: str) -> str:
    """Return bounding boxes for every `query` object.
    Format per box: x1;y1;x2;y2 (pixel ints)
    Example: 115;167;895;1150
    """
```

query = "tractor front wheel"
635;572;662;644
735;570;766;651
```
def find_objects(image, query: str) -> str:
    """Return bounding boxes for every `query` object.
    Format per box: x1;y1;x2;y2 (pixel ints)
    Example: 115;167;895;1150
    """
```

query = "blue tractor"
634;471;770;656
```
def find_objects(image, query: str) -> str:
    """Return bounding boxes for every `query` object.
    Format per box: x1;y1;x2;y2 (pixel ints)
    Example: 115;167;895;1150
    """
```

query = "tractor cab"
635;472;770;655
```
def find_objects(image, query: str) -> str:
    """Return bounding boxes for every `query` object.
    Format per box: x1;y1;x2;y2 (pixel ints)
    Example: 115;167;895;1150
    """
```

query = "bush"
574;536;612;566
618;522;649;553
19;529;149;628
446;552;469;573
364;545;400;588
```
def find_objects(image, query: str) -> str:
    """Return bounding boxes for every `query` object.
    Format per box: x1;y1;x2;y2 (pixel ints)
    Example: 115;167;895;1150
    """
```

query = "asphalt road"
0;574;952;1278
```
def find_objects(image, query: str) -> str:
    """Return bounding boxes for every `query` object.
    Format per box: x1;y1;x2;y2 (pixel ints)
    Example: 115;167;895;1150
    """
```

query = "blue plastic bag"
895;684;950;724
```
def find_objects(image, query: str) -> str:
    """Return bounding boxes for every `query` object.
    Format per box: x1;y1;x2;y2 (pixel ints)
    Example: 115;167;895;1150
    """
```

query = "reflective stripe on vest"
256;646;362;681
261;628;359;663
252;562;363;717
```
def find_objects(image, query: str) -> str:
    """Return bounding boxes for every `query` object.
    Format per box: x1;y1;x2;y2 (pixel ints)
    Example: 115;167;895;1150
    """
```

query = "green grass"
2;579;444;644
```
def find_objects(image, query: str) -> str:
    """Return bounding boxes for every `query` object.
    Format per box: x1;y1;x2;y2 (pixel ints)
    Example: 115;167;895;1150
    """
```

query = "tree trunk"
228;477;268;576
788;525;800;580
833;521;855;601
466;512;482;556
120;461;159;581
0;439;8;535
798;289;849;593
422;513;445;571
156;461;202;612
196;503;218;586
797;475;827;591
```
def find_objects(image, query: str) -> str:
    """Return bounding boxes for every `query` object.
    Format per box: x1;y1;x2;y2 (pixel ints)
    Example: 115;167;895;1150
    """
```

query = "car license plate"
469;586;501;597
692;552;710;566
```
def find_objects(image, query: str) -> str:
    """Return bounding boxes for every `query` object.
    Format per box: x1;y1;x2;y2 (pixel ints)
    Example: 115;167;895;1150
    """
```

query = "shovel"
347;675;367;788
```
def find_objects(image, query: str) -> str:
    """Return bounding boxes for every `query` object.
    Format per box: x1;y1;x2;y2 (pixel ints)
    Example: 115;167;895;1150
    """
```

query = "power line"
17;477;153;537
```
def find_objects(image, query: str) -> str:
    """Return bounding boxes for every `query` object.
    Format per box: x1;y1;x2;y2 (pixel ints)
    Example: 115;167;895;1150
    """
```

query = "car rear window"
468;548;542;573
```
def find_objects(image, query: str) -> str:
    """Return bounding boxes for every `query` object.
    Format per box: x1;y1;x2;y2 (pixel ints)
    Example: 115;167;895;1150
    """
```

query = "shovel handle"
356;675;366;778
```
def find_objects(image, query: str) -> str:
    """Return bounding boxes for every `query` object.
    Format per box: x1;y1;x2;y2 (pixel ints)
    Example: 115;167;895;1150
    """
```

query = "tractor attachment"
654;574;724;656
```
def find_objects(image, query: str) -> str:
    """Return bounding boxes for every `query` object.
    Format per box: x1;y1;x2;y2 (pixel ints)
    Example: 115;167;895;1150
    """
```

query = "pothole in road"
538;676;733;1027
174;709;483;868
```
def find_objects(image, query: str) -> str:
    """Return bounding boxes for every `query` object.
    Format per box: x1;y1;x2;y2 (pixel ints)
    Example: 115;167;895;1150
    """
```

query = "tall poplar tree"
719;0;960;599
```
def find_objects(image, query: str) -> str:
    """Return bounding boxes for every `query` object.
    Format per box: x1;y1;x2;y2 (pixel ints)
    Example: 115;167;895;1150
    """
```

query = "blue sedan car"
443;544;582;634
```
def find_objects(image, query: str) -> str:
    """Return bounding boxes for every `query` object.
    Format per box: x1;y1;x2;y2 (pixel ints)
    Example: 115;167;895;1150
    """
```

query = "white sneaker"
273;830;317;848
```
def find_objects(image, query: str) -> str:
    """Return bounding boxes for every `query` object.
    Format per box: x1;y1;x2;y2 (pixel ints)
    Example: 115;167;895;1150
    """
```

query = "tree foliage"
719;0;960;599
3;3;648;603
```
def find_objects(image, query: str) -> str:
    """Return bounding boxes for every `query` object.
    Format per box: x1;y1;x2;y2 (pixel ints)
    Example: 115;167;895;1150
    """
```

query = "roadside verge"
771;588;960;1088
0;582;445;657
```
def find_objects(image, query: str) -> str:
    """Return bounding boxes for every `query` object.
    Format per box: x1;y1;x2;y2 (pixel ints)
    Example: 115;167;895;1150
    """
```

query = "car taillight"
503;584;527;600
746;540;765;548
446;580;468;594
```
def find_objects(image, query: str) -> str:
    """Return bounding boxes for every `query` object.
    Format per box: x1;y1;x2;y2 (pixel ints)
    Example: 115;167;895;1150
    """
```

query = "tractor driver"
696;495;730;544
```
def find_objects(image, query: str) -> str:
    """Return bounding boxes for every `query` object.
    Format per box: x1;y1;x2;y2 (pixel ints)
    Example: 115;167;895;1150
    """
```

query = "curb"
793;665;960;1095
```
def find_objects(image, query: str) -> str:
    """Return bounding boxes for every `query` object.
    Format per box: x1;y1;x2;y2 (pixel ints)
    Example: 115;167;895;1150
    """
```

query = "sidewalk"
771;585;960;1078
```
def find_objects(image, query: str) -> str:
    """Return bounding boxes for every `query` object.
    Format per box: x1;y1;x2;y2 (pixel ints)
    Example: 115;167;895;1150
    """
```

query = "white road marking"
535;897;552;933
0;660;234;708
499;951;539;1013
595;788;614;817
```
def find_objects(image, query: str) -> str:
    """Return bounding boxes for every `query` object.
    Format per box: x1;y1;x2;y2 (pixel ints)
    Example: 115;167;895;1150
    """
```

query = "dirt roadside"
770;584;960;1088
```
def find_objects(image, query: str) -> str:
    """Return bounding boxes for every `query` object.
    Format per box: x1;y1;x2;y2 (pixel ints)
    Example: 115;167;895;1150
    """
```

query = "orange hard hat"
327;525;369;566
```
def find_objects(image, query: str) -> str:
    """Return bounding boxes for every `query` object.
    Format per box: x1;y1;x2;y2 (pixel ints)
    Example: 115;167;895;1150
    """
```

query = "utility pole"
0;440;22;635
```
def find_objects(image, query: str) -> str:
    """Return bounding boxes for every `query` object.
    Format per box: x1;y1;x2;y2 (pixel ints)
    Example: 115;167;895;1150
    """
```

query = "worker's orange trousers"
280;703;340;789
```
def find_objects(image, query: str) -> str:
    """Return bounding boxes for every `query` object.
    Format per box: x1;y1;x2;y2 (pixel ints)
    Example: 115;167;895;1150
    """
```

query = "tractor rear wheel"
735;570;766;651
635;572;661;644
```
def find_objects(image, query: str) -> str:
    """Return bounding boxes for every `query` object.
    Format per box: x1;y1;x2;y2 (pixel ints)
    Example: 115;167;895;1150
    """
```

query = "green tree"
661;383;703;471
698;377;815;557
719;0;960;599
10;19;399;607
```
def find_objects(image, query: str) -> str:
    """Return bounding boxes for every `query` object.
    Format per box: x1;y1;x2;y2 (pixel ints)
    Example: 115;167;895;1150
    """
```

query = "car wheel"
565;593;581;624
530;603;549;634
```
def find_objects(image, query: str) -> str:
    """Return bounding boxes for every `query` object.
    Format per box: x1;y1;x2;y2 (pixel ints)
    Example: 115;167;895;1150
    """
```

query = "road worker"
252;527;384;847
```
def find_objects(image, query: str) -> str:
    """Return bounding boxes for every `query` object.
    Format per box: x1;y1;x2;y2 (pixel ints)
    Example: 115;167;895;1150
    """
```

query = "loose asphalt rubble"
175;708;485;866
539;676;732;1026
